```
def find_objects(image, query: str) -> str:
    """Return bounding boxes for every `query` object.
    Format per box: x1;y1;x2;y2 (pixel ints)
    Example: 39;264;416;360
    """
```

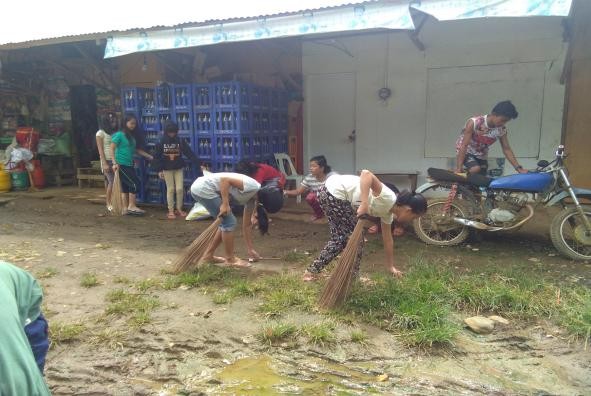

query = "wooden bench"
369;171;420;192
77;167;104;188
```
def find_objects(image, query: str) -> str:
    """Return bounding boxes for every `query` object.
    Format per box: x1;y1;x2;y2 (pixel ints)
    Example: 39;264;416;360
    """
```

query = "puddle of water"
212;355;383;395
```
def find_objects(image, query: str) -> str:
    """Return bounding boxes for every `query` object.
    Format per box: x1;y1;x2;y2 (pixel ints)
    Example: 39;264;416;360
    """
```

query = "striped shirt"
301;171;337;192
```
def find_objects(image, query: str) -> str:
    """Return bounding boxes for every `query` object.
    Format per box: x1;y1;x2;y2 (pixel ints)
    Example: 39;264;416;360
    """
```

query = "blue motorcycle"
414;145;591;261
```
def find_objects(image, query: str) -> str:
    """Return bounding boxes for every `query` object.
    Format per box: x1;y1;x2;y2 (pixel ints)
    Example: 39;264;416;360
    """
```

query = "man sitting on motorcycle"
455;100;528;176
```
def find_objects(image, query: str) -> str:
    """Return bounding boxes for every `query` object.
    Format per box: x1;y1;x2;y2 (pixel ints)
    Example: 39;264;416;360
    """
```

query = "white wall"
302;16;567;188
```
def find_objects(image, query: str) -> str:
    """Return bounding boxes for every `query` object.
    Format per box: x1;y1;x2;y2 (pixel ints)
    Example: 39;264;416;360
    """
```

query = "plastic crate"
213;110;251;135
250;86;270;109
212;158;242;172
140;115;158;131
194;111;213;134
251;135;271;158
183;185;194;206
144;130;162;146
157;113;173;131
213;81;250;108
122;87;144;112
259;154;276;166
214;134;252;160
196;135;214;159
270;134;288;154
193;84;213;110
155;84;173;112
250;111;272;134
200;159;214;173
172;84;192;111
145;172;164;204
182;160;199;182
279;113;289;133
177;132;196;152
173;110;193;134
140;89;156;115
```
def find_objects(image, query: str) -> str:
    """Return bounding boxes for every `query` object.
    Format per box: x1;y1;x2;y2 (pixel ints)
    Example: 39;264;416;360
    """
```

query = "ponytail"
396;190;427;214
256;204;269;235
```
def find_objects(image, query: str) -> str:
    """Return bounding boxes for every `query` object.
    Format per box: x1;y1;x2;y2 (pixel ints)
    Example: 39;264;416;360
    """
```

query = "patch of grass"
49;321;86;347
282;250;311;263
105;289;160;327
113;276;131;284
256;274;318;317
88;328;127;349
135;278;160;292
213;279;263;305
558;286;591;345
36;267;58;279
162;265;238;290
258;322;298;345
350;329;369;345
80;273;99;288
300;321;337;346
346;259;459;347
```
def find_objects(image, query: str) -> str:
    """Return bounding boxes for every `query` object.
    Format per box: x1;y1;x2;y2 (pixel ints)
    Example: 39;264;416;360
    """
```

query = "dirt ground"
1;187;590;395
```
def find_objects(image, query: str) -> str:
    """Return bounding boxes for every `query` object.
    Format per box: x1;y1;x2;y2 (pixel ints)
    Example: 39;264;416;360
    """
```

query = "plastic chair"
274;153;304;203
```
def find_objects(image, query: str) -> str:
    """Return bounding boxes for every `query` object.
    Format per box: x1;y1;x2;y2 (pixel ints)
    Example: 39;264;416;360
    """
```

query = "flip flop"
167;212;176;219
127;209;145;216
227;258;252;268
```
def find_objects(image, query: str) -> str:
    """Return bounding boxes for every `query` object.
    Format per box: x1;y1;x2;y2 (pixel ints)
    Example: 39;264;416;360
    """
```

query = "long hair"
121;114;138;142
310;155;332;174
396;190;427;214
100;113;118;135
235;160;260;176
255;187;284;235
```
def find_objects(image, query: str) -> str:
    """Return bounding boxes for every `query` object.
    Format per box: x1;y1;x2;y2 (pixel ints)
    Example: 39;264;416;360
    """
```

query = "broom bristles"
318;219;369;309
111;170;124;216
172;217;222;274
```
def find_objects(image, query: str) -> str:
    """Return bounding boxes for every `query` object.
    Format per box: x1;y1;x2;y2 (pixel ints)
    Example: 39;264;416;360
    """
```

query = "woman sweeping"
284;155;336;222
303;170;427;281
190;171;283;266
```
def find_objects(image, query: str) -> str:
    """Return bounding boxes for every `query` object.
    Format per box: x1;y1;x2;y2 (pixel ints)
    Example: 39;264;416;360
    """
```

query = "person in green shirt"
0;261;51;396
111;114;154;216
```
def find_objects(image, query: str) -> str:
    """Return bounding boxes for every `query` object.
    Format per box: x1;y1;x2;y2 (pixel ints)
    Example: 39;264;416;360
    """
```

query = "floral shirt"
455;115;507;159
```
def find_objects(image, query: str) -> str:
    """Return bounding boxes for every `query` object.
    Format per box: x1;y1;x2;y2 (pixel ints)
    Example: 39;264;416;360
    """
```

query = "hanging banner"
410;0;572;20
104;2;414;58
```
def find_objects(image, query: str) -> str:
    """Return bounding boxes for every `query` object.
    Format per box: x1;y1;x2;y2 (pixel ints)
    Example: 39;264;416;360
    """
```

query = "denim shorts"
192;194;237;231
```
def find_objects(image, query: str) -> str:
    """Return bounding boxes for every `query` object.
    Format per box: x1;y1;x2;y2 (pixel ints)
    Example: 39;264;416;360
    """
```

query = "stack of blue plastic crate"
121;81;288;207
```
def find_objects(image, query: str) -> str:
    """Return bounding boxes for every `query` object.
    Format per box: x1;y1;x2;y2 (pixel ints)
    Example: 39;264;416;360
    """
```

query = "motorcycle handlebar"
556;145;565;158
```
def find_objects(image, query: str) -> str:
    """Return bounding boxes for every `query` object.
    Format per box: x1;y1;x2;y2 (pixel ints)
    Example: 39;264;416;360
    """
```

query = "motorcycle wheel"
550;207;591;261
413;198;470;246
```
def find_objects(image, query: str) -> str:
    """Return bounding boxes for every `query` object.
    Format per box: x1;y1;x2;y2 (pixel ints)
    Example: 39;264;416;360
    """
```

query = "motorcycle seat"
427;168;469;183
427;168;492;187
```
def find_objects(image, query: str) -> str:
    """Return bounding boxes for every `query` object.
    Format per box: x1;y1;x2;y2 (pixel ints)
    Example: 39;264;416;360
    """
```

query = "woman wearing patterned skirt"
303;170;427;281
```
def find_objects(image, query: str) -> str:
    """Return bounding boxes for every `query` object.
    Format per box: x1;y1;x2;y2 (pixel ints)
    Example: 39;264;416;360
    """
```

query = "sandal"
227;258;252;268
175;210;187;217
167;212;176;219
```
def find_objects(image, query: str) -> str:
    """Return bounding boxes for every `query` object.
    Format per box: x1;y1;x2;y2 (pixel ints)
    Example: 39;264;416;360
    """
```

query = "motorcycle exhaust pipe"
453;217;503;231
453;204;534;232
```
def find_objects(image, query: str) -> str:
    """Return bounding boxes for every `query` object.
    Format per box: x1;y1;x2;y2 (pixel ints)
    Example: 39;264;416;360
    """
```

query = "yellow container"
0;163;11;192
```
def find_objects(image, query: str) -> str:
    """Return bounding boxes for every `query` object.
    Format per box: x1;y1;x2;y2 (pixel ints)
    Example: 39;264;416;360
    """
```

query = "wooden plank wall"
564;0;591;188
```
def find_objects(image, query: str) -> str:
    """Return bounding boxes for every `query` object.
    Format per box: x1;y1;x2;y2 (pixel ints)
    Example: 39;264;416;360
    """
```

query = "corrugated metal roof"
0;0;375;49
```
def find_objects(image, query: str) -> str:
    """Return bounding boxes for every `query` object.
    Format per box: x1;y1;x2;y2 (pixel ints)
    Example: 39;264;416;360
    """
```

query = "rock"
464;316;495;334
488;315;509;325
376;374;389;382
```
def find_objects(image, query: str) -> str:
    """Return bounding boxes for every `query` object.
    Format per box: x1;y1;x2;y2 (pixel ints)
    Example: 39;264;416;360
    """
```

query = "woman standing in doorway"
284;155;336;222
95;113;118;212
111;115;153;216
